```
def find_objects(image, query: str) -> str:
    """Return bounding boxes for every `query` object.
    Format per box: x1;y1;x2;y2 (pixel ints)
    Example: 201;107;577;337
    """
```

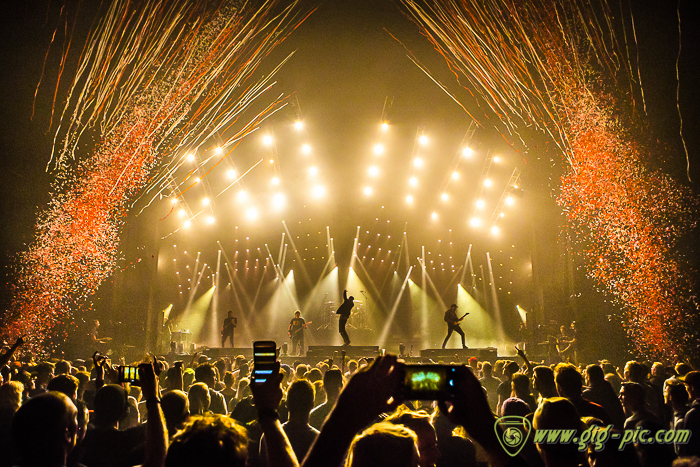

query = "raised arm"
343;289;348;301
0;336;24;368
140;360;167;467
515;345;533;377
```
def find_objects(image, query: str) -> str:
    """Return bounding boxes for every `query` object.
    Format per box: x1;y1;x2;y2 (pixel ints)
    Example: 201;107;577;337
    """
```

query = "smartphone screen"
402;365;457;400
252;340;277;384
118;365;140;385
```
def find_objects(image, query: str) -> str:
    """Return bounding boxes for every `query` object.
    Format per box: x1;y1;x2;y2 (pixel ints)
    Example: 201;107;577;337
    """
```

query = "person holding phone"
442;304;468;349
336;290;354;346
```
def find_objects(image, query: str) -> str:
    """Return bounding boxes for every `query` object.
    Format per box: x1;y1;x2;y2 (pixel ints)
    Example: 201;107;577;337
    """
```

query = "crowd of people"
1;335;699;467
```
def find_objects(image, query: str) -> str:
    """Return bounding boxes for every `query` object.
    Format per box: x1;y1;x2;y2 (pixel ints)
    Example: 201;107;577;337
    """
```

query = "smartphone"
252;340;277;384
118;365;140;385
402;364;459;400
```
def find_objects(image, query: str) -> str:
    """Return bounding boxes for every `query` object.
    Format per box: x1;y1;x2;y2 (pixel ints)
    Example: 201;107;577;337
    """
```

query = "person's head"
482;361;493;377
294;310;301;318
675;362;693;377
47;374;80;401
347;360;358;373
227;310;233;318
223;371;235;389
501;397;531;417
534;398;585;463
55;360;72;375
323;368;343;399
349;295;355;301
619;382;645;414
195;363;217;387
295;364;308;380
682;370;700;400
346;421;419;467
450;304;457;311
93;384;130;428
162;390;190;435
623;361;646;382
166;415;248;467
503;361;519;379
306;367;322;383
286;379;315;419
34;362;55;387
387;408;440;467
555;363;583;399
188;382;211;416
533;365;556;393
511;373;531;397
651;362;665;378
0;381;24;413
585;364;605;386
665;379;689;408
12;391;78;465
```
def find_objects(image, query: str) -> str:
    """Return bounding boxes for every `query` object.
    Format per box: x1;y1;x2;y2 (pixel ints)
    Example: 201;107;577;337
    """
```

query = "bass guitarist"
221;310;237;347
442;304;469;349
288;310;309;356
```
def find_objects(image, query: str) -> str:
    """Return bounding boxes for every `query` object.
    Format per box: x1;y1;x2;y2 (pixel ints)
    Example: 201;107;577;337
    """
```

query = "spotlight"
505;196;514;206
302;144;311;154
215;147;223;155
364;186;373;196
373;143;384;155
470;217;481;227
178;209;186;217
207;216;215;224
194;177;200;184
269;159;274;164
368;166;379;177
406;195;414;204
294;121;304;130
452;171;459;180
418;135;429;145
246;207;259;220
227;169;237;180
312;185;326;198
413;158;423;168
500;212;505;218
491;226;500;235
431;212;438;220
271;177;280;185
493;156;500;163
476;199;485;209
272;193;285;209
171;198;178;205
409;177;418;186
484;178;492;187
202;197;210;206
462;147;474;157
263;134;273;146
183;220;192;229
237;190;247;201
441;193;449;201
187;153;195;162
381;122;389;131
309;166;318;176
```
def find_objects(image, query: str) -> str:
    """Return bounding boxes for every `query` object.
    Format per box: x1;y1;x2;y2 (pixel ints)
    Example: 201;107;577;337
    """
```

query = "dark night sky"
0;0;698;354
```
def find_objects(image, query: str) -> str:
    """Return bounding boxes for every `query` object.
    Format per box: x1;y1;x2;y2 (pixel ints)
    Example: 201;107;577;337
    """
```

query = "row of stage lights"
170;121;517;236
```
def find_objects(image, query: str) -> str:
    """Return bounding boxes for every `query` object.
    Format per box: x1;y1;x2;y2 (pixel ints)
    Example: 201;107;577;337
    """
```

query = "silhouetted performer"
442;304;468;349
336;290;354;346
288;310;307;356
221;310;237;347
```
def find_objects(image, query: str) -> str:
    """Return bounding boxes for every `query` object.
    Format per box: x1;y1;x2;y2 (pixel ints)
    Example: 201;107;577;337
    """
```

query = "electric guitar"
221;318;237;337
289;321;312;338
447;312;470;326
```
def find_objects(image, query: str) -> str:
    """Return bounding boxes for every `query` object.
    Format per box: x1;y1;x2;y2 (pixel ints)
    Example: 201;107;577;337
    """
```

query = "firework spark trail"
399;0;699;362
4;0;314;350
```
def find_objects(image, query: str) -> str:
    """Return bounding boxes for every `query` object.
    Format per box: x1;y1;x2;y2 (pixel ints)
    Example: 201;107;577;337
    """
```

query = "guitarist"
442;304;469;349
288;310;308;356
221;310;237;347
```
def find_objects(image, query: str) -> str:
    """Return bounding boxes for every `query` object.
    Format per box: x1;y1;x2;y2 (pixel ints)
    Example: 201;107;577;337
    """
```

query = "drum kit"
318;299;371;330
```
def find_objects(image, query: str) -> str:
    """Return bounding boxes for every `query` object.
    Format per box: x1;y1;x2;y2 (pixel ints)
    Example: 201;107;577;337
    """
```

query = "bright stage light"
500;212;505;218
406;195;414;204
413;158;423;168
302;144;312;154
246;207;259;220
462;147;474;157
484;178;492;187
491;226;500;235
194;177;200;184
409;177;418;187
202;197;210;206
206;216;215;224
170;197;178;205
215;146;223;155
269;159;274;164
368;166;379;177
312;185;326;198
187;153;195;162
373;143;384;155
505;196;514;206
294;121;304;130
470;217;481;227
178;209;186;217
263;134;274;146
237;190;247;201
271;177;280;185
431;212;438;220
227;169;236;180
493;155;500;163
309;166;318;176
451;171;459;180
183;220;192;229
441;193;449;201
419;135;429;145
272;193;285;209
476;199;485;209
381;122;389;131
364;186;373;196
